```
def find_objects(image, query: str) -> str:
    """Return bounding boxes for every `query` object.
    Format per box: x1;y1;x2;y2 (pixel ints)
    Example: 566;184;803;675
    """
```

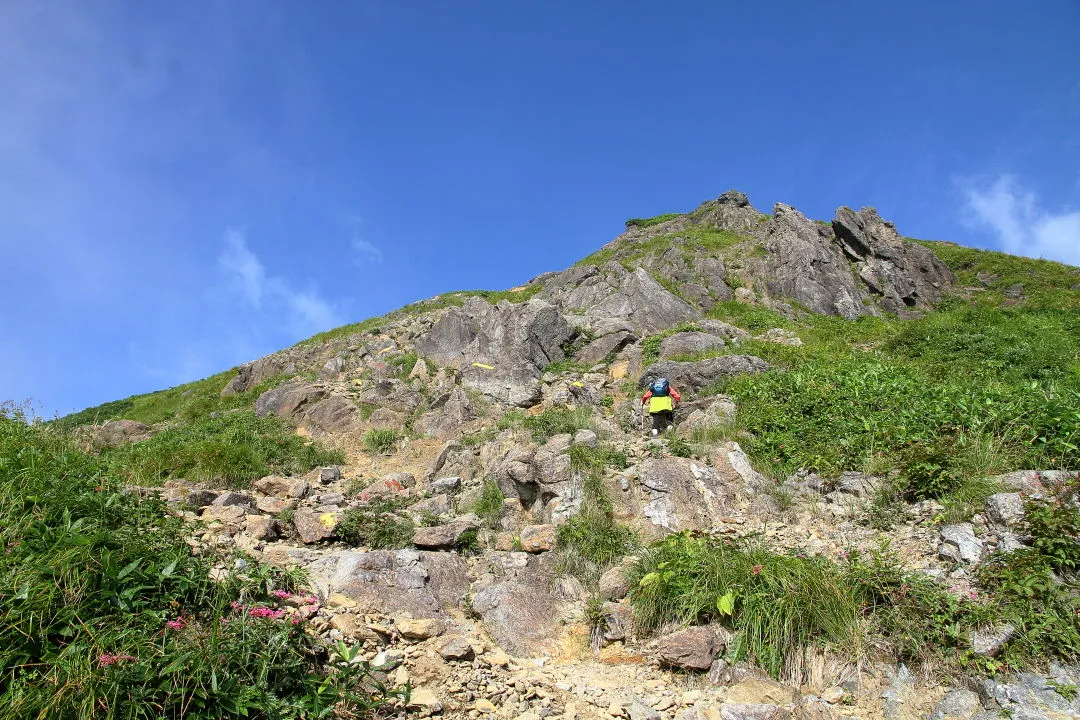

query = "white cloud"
217;231;344;336
960;176;1080;266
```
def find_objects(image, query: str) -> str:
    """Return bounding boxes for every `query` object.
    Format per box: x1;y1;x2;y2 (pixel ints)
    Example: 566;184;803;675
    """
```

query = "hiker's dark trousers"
651;410;673;432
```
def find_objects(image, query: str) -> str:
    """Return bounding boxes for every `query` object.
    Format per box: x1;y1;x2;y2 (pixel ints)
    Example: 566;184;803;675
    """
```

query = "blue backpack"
650;378;670;396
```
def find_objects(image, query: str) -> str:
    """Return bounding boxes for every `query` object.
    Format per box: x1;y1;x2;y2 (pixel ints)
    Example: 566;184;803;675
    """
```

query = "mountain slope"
33;191;1080;719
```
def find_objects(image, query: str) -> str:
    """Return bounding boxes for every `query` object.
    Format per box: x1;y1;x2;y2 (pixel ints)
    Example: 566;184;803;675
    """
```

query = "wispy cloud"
218;231;344;336
348;216;383;264
960;176;1080;266
352;238;384;264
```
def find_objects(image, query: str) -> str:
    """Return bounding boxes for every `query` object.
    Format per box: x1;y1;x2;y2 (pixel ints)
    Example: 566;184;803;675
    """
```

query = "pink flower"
291;616;301;625
248;606;286;620
303;595;319;605
230;601;244;611
271;590;292;600
99;653;136;667
752;565;763;576
164;618;186;631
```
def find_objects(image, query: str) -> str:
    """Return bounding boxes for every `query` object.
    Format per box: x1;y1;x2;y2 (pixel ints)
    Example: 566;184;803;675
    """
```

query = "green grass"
917;240;1080;310
630;529;1080;679
361;428;402;455
625;212;682;229
543;359;594;375
101;411;345;488
706;301;793;333
520;406;593;444
57;372;292;428
472;479;505;529
557;442;636;584
0;410;400;719
631;532;862;679
388;352;418;379
337;497;415;549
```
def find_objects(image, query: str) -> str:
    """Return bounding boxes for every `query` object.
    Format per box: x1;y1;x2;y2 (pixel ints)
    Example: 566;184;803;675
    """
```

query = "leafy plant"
1020;495;1080;575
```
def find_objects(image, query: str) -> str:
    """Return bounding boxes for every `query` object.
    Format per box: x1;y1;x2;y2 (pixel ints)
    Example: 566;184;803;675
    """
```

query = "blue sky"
2;1;1078;417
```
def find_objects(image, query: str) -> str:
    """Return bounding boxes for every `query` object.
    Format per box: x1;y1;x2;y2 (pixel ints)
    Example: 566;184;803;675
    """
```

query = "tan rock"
435;635;475;660
475;698;498;713
244;515;278;540
293;508;340;543
200;505;245;525
407;685;442;712
396;617;444;640
519;524;557;553
725;678;797;706
253;475;310;499
328;593;358;609
255;496;296;515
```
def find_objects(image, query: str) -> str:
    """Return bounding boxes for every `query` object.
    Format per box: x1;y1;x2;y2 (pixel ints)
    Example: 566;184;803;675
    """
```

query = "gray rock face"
759;203;865;319
639;355;770;394
970;624;1018;657
293;508;340;543
628;457;739;533
659;331;726;359
986;493;1026;528
939;524;984;564
221;357;285;396
586;268;701;335
598;565;631;601
415;298;573;406
255;378;325;418
832;206;954;313
752;203;953;319
930;690;983;720
469;552;565;656
654;626;727;670
575;330;637;365
680;396;738;432
307;549;470;620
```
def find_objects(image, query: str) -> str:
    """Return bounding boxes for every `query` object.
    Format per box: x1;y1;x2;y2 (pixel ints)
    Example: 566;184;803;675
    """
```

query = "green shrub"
665;436;693;458
472;480;505;529
455;527;481;555
338;498;415;549
706;301;792;333
0;411;401;718
102;411;344;488
362;428;402;455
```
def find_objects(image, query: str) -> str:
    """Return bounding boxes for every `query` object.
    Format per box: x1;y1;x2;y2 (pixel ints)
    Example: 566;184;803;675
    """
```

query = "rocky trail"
96;192;1080;720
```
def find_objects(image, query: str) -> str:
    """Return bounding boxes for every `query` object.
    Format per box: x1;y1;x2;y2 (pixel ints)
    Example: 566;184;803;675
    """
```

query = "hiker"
641;377;680;436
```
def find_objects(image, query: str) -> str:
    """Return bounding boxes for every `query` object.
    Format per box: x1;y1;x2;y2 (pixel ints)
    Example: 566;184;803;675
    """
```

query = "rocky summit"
45;191;1080;719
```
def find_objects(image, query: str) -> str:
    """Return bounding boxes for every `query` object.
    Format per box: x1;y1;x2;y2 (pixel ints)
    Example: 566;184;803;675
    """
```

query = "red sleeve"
670;388;681;403
641;390;652;404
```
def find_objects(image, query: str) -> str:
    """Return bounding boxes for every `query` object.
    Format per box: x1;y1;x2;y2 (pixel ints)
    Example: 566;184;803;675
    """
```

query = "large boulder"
616;456;740;535
255;378;325;419
469;552;567;656
415;298;573;406
306;549;470;620
653;626;728;671
639;355;770;394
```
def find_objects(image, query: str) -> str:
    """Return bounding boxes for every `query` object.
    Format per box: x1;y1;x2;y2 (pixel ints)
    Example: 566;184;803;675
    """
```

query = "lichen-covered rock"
293;509;341;544
469;552;565;656
659;331;726;359
939;524;983;564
